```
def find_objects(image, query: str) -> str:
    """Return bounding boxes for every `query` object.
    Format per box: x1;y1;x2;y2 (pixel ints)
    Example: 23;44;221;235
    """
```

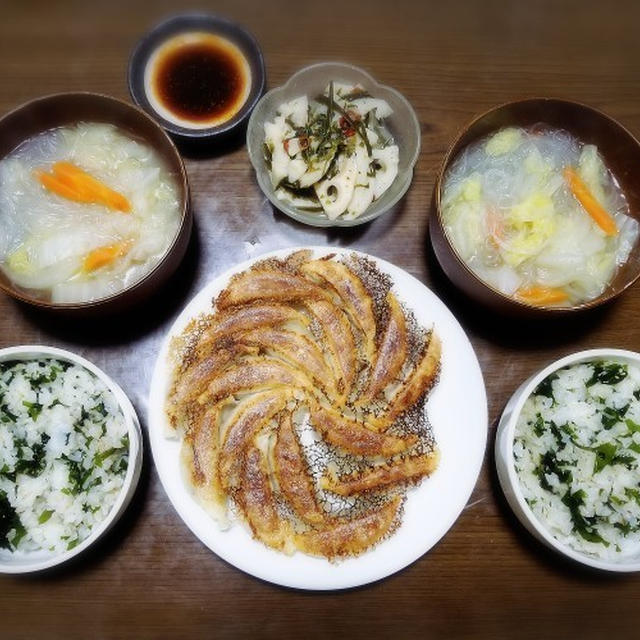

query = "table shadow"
270;195;408;247
175;124;247;160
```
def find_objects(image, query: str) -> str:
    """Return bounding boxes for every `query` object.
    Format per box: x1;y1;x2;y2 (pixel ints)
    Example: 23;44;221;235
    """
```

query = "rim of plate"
0;345;143;574
148;247;487;589
496;348;640;572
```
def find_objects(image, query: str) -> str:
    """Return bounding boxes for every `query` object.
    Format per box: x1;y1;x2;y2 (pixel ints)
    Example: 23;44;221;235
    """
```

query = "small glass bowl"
246;62;421;227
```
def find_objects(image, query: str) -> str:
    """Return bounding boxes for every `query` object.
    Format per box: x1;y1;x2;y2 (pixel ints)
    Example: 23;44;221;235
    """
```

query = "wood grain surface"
1;0;640;638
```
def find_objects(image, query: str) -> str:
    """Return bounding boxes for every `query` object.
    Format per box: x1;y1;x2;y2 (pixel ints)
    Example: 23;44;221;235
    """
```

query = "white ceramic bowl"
246;62;421;227
0;345;143;574
495;348;640;572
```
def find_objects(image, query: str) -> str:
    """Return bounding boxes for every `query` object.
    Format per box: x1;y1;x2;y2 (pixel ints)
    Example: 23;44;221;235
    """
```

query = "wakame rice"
0;358;128;554
514;359;640;559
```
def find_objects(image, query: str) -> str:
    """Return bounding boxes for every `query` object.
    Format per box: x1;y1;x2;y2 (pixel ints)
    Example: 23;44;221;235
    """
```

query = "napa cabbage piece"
578;144;607;204
485;127;523;156
501;193;556;267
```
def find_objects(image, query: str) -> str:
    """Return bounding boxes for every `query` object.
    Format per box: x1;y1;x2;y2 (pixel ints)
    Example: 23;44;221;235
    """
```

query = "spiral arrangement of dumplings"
166;251;441;559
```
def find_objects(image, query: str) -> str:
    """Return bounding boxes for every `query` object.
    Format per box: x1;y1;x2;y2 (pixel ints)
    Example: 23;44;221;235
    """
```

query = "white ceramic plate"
0;345;143;574
148;247;487;589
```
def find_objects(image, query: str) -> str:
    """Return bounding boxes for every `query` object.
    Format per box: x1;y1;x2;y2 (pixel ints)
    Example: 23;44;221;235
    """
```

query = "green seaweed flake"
535;450;572;491
59;454;93;495
586;362;628;387
38;509;54;524
0;402;18;423
591;442;635;474
601;404;629;430
0;490;26;550
22;400;43;421
534;373;558;401
562;490;609;546
533;414;545;437
14;433;50;478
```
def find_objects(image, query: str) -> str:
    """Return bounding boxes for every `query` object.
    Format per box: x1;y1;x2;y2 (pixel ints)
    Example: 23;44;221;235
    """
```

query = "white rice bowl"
496;349;640;571
0;346;141;573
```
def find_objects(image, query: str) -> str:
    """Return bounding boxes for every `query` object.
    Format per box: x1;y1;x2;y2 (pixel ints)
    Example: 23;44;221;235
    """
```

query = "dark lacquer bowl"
0;92;191;314
430;98;640;316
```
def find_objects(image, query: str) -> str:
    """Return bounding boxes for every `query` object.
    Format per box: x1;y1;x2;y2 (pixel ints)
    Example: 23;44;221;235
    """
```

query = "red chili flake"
283;139;290;153
298;135;310;150
339;117;355;137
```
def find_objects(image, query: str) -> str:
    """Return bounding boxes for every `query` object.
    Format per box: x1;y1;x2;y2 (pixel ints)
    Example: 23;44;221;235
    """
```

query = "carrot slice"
34;170;94;204
83;241;132;272
564;166;617;236
52;162;131;213
516;286;568;306
486;207;504;245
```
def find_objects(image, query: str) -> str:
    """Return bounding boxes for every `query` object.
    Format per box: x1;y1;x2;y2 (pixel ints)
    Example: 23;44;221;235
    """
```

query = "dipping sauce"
144;32;251;130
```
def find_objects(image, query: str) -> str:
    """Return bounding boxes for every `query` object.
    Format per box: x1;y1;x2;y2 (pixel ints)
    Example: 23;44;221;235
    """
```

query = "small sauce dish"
129;13;266;144
246;62;420;227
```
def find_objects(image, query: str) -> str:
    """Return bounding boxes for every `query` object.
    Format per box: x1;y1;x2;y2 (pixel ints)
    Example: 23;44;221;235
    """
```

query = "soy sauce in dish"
145;33;251;129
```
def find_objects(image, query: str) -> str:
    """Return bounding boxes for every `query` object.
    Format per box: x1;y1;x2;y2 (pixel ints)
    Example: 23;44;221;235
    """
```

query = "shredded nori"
0;490;26;550
534;373;558;401
586;362;628;387
562;489;609;546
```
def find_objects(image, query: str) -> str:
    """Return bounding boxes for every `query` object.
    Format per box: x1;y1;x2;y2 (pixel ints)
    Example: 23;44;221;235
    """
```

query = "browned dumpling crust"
166;252;441;560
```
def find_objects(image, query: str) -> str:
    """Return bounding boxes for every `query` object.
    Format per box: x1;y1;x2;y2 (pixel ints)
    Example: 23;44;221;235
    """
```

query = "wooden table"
2;0;640;637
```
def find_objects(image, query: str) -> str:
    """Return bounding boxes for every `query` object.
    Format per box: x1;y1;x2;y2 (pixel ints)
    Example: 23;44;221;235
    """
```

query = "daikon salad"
0;123;181;303
441;126;639;306
263;82;399;220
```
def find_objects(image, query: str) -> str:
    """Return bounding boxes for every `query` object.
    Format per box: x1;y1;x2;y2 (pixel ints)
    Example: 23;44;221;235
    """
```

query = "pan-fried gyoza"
166;251;441;559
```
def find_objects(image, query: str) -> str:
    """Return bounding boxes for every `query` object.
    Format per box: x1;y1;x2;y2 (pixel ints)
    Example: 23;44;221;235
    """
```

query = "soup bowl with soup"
431;99;640;316
0;93;191;313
